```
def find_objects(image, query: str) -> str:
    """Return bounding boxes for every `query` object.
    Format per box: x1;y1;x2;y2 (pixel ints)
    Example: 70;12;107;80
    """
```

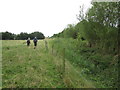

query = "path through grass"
2;40;95;88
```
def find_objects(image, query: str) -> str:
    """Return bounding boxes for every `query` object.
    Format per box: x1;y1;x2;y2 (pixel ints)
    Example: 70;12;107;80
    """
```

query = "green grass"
2;40;95;88
49;38;118;88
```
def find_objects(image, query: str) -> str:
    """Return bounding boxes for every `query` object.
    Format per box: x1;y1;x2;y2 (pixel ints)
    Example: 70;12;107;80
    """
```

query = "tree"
1;31;45;40
2;31;14;40
86;2;119;27
76;1;119;52
16;32;29;40
77;5;85;21
30;31;45;39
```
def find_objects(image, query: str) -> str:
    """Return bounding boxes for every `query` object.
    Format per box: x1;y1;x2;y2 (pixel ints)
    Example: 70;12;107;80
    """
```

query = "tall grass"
49;38;118;88
2;40;95;88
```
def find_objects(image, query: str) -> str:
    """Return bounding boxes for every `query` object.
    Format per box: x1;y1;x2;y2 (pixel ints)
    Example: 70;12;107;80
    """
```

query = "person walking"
27;38;30;47
33;37;38;49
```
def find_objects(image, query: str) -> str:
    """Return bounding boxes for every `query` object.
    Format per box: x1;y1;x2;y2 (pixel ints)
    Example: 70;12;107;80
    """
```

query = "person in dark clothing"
33;37;38;49
27;38;30;46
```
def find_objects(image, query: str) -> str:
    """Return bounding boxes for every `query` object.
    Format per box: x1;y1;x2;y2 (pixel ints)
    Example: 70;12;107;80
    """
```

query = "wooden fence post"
52;44;54;55
63;48;65;76
45;40;48;52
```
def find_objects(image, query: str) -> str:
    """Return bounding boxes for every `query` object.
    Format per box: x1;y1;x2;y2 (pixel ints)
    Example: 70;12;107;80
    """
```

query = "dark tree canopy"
30;32;45;39
51;1;119;54
1;31;15;40
1;31;45;40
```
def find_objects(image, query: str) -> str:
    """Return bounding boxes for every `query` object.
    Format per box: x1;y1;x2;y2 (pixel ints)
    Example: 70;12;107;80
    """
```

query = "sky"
0;0;92;37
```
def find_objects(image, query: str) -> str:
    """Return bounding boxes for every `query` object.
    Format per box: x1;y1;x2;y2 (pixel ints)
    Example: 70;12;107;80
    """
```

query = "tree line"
51;1;119;87
0;31;45;40
52;1;119;54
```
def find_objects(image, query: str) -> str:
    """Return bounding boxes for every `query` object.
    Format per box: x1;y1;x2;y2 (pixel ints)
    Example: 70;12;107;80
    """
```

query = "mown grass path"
2;40;95;88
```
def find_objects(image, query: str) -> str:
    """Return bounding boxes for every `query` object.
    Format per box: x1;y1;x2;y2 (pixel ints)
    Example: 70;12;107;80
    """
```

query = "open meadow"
2;39;95;88
1;0;119;89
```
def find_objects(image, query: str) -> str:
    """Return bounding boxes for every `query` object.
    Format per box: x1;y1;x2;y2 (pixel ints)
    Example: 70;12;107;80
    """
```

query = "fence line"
51;44;66;78
63;48;66;76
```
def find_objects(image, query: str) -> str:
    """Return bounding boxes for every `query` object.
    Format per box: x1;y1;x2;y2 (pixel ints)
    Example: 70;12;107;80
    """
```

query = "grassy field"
2;39;95;88
49;38;118;88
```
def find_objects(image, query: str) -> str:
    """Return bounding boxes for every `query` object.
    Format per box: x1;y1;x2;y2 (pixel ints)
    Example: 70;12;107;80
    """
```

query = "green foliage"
52;24;78;39
50;38;118;88
50;3;119;87
52;2;119;54
87;2;119;27
1;31;45;40
1;31;15;40
15;32;29;40
30;31;45;40
85;2;119;53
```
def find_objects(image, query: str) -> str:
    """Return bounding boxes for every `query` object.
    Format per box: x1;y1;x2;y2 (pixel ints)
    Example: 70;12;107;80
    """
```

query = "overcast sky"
0;0;92;37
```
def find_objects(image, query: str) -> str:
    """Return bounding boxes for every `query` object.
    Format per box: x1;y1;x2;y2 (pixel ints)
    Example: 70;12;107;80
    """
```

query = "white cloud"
0;0;92;37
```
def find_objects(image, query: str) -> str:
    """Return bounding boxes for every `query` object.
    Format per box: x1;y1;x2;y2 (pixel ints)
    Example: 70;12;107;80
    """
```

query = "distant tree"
52;24;78;39
30;31;45;39
2;31;14;40
15;31;45;40
15;32;28;40
1;31;45;40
